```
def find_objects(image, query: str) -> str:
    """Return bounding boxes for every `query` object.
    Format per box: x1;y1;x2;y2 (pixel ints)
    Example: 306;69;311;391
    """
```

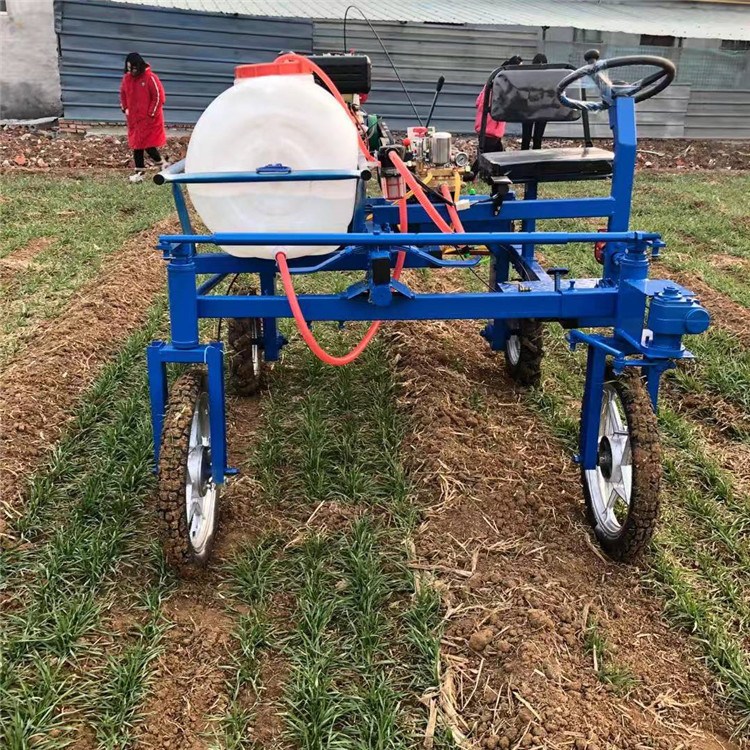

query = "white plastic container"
185;60;360;259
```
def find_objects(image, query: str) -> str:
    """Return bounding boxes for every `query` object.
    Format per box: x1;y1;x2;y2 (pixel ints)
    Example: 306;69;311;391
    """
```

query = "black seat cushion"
478;147;614;183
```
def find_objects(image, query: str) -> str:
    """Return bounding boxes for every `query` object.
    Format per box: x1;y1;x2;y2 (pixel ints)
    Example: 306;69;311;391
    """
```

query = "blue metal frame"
147;90;710;487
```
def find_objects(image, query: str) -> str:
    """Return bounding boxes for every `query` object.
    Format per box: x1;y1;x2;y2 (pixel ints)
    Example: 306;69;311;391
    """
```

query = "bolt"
661;285;681;297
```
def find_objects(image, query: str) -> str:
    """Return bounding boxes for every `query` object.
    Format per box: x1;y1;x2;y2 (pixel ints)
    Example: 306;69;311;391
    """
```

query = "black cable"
343;4;423;125
469;265;494;292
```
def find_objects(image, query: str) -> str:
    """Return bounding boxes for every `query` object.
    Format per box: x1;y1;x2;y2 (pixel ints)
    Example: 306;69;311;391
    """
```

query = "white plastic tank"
185;60;360;259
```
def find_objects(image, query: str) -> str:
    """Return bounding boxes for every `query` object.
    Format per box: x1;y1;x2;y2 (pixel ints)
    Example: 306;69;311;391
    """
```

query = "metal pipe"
154;159;186;185
569;329;625;357
157;169;364;185
162;230;660;247
198;287;617;323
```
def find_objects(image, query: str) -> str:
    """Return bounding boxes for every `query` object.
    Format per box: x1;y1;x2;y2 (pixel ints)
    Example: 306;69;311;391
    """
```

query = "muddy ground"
1;126;749;173
391;269;744;750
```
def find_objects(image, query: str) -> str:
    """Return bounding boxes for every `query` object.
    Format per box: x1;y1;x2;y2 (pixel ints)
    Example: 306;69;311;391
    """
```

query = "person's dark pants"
521;121;547;150
479;135;504;154
133;147;163;170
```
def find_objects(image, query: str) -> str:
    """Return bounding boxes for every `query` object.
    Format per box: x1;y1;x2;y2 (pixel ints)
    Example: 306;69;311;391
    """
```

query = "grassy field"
0;169;748;747
0;175;173;365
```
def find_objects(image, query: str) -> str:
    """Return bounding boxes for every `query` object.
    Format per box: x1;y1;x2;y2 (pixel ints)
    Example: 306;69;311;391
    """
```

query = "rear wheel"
582;367;661;562
505;319;544;387
227;286;265;396
157;369;219;574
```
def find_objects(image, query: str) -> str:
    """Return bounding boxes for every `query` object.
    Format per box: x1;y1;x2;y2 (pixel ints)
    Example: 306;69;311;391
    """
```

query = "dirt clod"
468;627;495;652
527;608;554;630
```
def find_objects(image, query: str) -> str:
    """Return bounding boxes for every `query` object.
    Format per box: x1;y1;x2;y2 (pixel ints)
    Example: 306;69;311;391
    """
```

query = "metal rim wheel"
506;330;522;367
157;368;220;574
504;319;544;386
227;286;265;396
581;366;661;562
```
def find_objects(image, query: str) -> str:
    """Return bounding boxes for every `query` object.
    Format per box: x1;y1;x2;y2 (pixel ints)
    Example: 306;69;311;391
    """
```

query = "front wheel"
157;369;220;574
581;367;661;562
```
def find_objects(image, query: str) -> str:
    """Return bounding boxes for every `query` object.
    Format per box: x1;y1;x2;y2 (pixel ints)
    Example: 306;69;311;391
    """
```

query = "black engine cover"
307;53;372;94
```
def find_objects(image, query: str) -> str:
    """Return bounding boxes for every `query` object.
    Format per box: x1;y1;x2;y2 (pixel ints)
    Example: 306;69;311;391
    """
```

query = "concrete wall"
0;0;62;119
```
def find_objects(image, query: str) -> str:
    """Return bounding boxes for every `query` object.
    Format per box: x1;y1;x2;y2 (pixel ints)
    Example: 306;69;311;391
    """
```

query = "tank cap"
235;60;308;79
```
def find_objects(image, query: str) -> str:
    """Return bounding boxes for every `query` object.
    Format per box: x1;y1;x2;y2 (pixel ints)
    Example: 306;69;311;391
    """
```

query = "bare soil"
0;129;189;172
133;394;291;750
0;237;54;281
0;217;177;532
133;596;234;750
1;127;748;173
390;269;746;749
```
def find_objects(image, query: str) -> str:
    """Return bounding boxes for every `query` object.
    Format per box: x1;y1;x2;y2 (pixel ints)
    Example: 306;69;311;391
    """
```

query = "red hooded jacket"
120;65;167;150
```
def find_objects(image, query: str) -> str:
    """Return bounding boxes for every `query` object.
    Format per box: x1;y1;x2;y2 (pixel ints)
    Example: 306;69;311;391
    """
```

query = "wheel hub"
584;384;633;536
597;436;613;480
185;392;218;555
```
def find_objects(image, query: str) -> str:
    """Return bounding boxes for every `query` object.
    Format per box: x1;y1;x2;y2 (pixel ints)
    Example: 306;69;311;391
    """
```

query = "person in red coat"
120;53;167;183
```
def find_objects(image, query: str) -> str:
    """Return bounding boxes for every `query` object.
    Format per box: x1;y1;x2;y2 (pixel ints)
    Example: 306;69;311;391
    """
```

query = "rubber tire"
227;289;265;396
581;366;661;563
157;368;218;575
505;319;544;387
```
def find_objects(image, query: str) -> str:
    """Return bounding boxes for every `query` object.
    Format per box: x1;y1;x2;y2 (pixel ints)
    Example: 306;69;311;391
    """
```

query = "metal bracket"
288;246;358;274
404;245;481;268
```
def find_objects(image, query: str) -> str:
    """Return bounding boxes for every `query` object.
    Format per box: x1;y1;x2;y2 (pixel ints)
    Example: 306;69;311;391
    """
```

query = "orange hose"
277;250;384;366
277;249;406;366
399;195;408;233
440;183;465;233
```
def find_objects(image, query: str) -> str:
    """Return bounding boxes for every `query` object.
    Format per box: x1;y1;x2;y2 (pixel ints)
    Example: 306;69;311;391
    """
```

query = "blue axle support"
579;343;608;470
521;180;539;263
167;245;200;349
147;342;169;468
147;341;229;484
259;268;283;361
482;242;513;351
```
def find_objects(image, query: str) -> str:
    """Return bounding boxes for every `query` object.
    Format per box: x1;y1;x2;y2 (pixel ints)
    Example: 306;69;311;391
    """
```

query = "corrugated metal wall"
684;89;750;139
56;0;313;122
56;1;750;138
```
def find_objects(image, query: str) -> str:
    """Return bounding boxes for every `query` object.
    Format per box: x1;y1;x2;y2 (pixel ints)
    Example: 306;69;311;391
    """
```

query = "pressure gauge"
454;151;469;168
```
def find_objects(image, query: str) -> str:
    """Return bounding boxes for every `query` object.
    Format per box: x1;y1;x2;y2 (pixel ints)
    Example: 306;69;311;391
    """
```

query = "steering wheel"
556;49;676;112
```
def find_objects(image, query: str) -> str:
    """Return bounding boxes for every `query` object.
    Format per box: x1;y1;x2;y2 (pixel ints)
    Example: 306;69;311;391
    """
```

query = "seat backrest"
490;64;581;122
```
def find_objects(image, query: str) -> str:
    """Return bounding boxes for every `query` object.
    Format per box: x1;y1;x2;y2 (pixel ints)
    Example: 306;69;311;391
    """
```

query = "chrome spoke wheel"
185;391;217;557
227;297;266;396
585;384;633;536
506;329;521;367
581;367;661;562
248;319;263;380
